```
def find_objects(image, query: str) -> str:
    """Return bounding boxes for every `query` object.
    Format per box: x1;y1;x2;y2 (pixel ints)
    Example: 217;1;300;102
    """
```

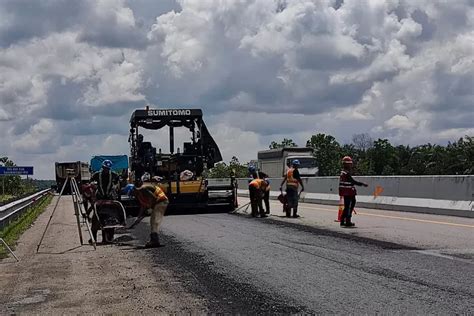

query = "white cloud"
209;123;264;163
0;0;473;178
12;119;59;154
384;114;415;130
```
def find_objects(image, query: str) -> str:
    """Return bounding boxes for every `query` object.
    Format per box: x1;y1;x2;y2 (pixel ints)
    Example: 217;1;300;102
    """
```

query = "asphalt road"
2;197;473;314
132;200;474;314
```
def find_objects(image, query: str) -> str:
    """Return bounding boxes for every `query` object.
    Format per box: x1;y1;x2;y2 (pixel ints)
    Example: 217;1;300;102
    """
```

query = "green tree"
208;162;229;178
366;139;397;175
444;136;474;174
269;138;297;149
0;157;22;195
306;133;341;176
394;145;413;175
208;156;251;178
229;156;249;178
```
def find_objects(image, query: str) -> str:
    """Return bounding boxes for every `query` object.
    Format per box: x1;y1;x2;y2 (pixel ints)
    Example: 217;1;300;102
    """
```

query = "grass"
0;194;14;203
0;194;53;259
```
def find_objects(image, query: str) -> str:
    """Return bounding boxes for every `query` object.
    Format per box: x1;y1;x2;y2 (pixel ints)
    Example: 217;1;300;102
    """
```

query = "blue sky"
0;0;473;179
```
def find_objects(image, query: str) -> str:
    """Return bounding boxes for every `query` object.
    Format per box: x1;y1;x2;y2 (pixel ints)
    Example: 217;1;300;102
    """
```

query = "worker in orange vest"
248;178;268;218
127;173;169;248
280;160;304;218
248;166;271;214
339;156;368;227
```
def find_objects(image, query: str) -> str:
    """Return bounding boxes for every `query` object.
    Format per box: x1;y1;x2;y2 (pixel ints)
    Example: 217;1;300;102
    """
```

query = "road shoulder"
0;195;207;314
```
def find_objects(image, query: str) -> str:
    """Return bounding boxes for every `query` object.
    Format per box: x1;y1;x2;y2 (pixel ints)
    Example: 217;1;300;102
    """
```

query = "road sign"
0;166;34;175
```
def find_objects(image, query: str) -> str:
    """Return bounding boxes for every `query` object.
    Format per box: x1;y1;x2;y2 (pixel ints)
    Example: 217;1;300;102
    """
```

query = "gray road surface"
136;200;474;314
2;197;473;314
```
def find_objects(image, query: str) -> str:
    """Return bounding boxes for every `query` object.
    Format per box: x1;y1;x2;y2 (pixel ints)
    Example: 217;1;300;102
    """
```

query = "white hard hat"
141;172;151;182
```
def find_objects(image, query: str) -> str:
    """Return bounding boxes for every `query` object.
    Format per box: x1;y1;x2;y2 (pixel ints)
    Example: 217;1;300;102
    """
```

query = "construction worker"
127;173;169;248
280;160;304;218
339;156;368;227
89;160;120;243
90;160;120;200
248;177;268;218
81;182;96;219
248;166;271;214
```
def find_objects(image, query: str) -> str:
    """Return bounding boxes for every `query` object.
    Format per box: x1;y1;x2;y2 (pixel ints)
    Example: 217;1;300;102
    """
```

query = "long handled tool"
232;201;251;213
0;238;19;262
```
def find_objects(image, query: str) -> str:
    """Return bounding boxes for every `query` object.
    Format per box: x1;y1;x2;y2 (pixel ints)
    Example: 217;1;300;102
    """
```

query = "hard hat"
342;156;353;164
292;159;300;166
152;176;164;182
102;159;113;169
141;172;151;182
248;165;256;173
123;183;135;195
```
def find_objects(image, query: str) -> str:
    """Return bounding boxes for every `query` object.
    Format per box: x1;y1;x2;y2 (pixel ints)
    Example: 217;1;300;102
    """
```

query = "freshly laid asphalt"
132;199;474;314
2;197;473;314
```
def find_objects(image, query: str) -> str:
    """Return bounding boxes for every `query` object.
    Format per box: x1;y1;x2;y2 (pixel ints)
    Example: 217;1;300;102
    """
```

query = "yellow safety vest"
136;183;168;208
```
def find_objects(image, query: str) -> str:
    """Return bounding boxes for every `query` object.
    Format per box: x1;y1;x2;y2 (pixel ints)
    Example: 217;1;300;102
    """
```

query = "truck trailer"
54;161;91;194
257;147;318;177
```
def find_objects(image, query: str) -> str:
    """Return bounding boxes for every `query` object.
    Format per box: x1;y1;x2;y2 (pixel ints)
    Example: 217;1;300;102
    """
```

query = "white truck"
257;147;319;177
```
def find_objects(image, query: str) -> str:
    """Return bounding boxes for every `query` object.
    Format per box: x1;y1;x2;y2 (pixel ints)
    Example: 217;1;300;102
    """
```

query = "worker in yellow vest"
127;173;169;248
280;160;304;218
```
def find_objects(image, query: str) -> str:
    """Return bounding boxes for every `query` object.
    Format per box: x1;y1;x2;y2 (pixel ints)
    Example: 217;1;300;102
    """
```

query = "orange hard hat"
342;156;353;164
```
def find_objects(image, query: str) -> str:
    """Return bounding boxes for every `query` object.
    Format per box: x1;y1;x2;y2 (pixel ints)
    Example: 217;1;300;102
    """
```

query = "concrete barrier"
234;176;474;218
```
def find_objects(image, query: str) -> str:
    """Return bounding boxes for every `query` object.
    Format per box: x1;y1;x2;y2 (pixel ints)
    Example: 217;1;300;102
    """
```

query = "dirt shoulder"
0;195;207;314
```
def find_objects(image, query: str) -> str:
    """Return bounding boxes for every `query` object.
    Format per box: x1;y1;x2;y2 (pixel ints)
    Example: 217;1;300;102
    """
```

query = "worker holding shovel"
280;160;304;218
126;173;169;248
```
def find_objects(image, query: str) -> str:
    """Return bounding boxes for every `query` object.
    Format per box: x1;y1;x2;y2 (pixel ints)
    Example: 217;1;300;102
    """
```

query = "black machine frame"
128;108;236;211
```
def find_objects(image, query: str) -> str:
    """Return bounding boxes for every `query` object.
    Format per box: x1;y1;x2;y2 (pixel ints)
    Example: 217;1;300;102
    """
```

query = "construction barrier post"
335;196;344;222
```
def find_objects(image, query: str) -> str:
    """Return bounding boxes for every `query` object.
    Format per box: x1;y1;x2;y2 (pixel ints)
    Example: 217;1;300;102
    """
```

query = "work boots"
292;208;300;218
145;233;161;248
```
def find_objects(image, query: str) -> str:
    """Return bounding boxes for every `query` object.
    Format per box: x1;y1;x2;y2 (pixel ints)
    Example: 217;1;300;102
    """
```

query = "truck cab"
257;147;319;177
285;155;319;177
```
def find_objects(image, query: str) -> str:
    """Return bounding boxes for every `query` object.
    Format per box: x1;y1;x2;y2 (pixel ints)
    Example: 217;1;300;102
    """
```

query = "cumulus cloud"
0;0;472;178
384;114;415;130
12;119;60;154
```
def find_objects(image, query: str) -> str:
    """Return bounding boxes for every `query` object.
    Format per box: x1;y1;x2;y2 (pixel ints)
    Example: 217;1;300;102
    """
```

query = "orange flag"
374;186;384;198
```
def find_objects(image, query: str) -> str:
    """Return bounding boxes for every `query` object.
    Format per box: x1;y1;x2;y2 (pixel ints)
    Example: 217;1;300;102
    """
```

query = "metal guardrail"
0;189;51;230
0;192;36;207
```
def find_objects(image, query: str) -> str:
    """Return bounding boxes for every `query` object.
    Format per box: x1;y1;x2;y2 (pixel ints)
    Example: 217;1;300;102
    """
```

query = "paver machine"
128;107;237;212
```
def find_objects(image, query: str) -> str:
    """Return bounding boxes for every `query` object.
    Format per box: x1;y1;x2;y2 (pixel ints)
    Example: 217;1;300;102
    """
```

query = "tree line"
208;134;473;178
305;133;473;176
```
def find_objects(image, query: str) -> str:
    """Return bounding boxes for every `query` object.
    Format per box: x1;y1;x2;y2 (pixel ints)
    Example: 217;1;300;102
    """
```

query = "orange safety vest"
286;168;299;188
339;170;356;196
264;179;271;192
249;178;266;190
136;183;168;208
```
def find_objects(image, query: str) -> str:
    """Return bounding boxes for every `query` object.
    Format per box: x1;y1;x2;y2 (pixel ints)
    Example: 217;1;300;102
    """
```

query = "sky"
0;0;473;179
